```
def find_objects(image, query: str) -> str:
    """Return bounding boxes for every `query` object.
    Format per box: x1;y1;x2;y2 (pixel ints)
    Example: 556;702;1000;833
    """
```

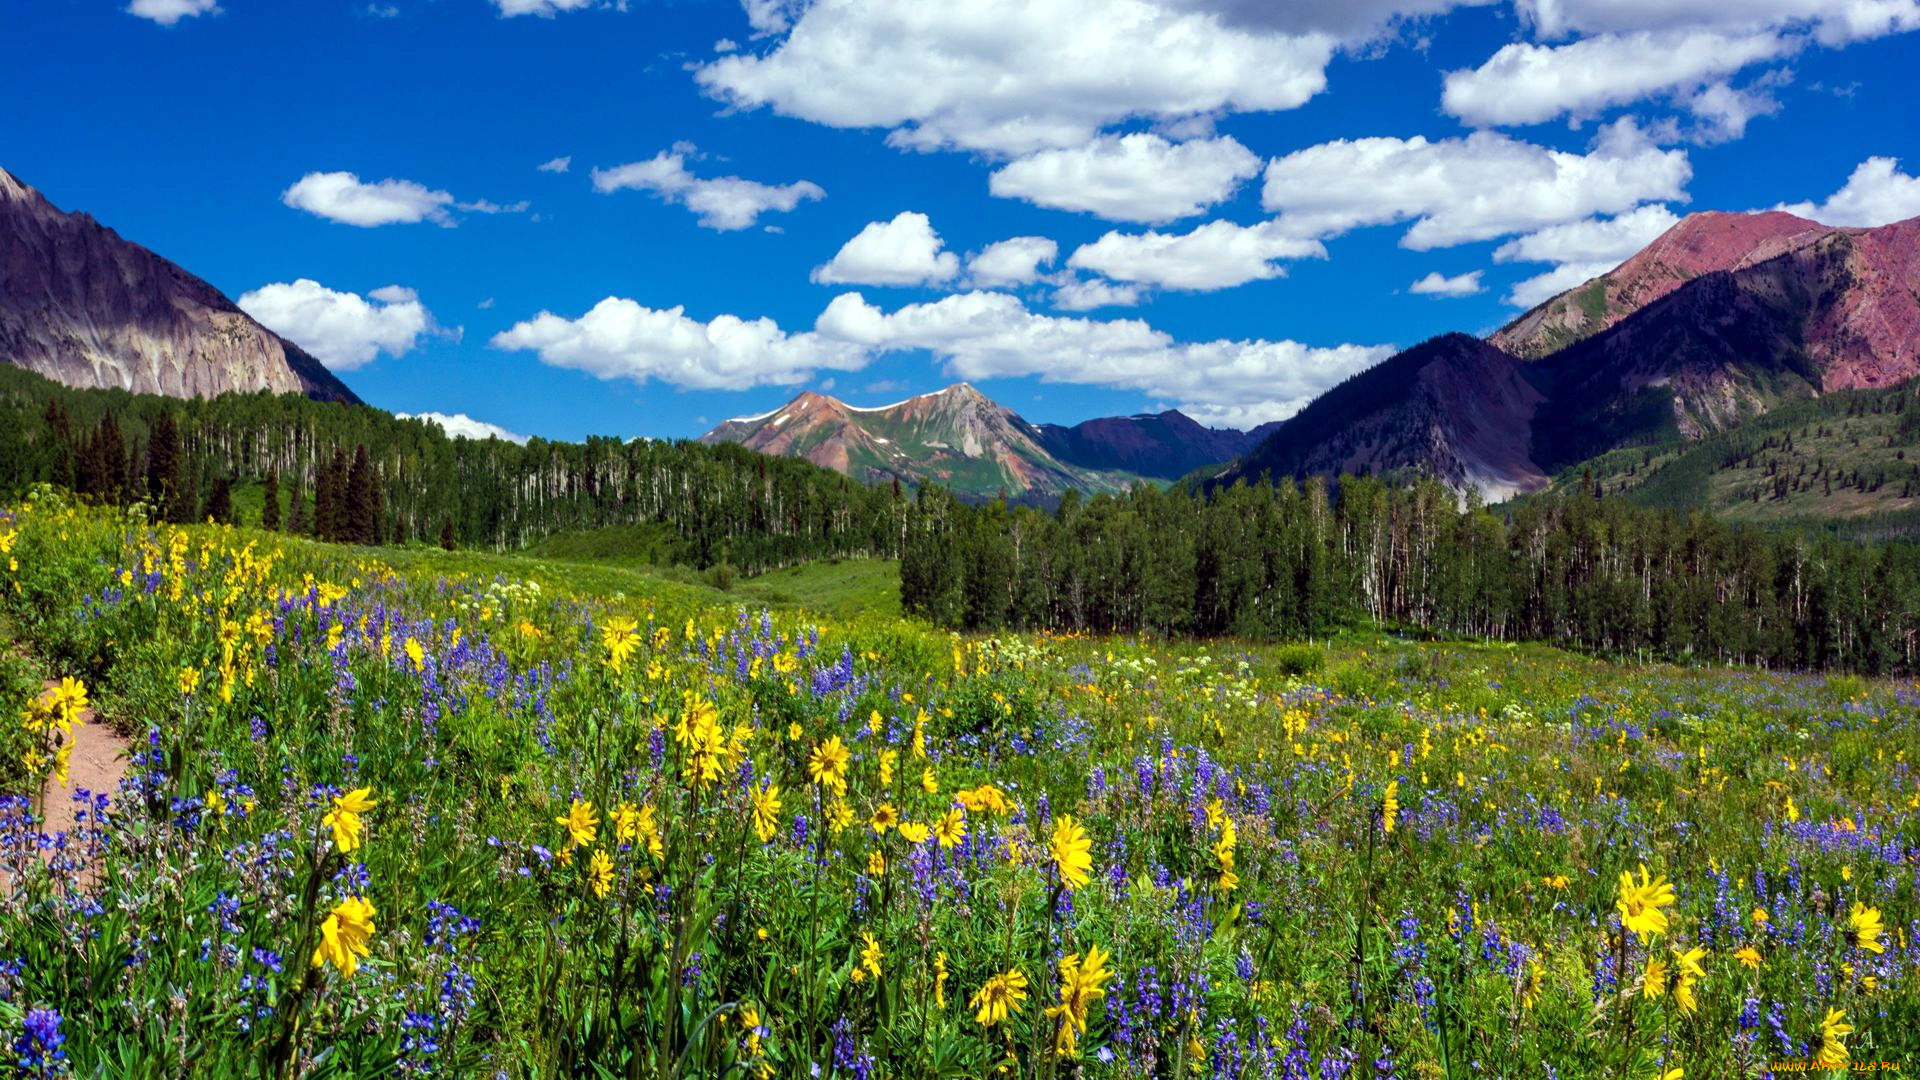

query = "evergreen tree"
261;470;281;531
439;516;457;551
287;476;309;536
346;445;376;544
205;475;233;525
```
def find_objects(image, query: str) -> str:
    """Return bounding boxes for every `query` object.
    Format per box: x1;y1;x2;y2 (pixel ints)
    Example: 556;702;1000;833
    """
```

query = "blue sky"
5;0;1919;442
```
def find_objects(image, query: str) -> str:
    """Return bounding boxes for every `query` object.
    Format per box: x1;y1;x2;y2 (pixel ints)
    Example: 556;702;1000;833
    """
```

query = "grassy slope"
1530;383;1920;538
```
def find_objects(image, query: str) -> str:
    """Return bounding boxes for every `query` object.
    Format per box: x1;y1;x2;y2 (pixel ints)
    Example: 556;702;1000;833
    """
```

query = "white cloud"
697;0;1336;156
1491;204;1680;307
1050;279;1144;311
814;290;1393;425
1067;220;1326;291
812;212;961;286
397;412;530;445
456;198;532;215
1491;204;1681;264
491;298;867;391
591;149;824;231
1776;156;1920;226
127;0;218;25
1408;270;1485;297
1441;29;1791;127
537;156;573;173
1516;0;1920;46
965;236;1059;288
1260;121;1691;249
988;134;1261;223
495;0;595;16
1684;76;1789;143
1503;261;1617;309
281;171;456;227
238;280;436;371
1167;0;1495;39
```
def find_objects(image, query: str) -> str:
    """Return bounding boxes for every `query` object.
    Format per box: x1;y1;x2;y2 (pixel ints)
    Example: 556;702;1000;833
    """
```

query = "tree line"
0;368;906;573
900;474;1920;674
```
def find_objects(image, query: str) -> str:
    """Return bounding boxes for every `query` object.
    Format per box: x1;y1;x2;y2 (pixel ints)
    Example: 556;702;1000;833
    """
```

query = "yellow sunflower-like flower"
321;787;376;855
588;848;614;900
871;803;900;834
1382;780;1399;834
808;736;850;796
1049;815;1093;892
859;933;884;980
934;807;967;849
1043;945;1113;1058
601;615;641;673
751;783;783;844
1845;902;1886;955
1817;1008;1853;1067
1616;864;1676;942
970;968;1028;1029
898;821;932;845
557;797;599;850
311;895;377;977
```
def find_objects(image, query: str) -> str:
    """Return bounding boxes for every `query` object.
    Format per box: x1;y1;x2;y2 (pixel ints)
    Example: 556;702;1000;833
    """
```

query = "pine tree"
439;516;457;551
345;445;378;544
287;476;310;536
261;470;281;531
205;475;233;524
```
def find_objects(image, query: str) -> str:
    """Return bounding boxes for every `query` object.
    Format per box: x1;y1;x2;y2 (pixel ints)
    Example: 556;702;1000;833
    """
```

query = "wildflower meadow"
0;488;1914;1078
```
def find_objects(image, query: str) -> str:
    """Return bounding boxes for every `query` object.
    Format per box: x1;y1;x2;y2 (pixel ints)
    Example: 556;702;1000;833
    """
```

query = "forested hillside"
901;473;1920;673
0;367;906;572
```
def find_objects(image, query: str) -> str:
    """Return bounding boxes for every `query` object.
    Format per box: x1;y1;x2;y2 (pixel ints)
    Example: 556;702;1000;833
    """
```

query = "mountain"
1223;210;1920;501
698;383;1141;501
0;165;359;403
1213;334;1546;500
1527;212;1920;471
1033;410;1278;482
1492;211;1840;359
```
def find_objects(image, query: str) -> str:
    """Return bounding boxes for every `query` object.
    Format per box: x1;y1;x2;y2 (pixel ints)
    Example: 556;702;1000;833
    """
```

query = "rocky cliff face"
0;165;359;403
699;383;1139;501
1490;210;1901;361
1530;217;1920;469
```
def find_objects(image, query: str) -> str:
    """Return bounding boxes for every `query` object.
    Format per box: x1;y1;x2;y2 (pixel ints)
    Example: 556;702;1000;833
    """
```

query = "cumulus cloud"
1408;270;1484;297
591;148;824;231
398;412;530;445
988;134;1261;223
697;0;1336;156
537;156;572;173
1776;156;1920;226
1166;0;1495;39
1050;279;1144;311
1260;121;1691;249
965;237;1059;288
814;290;1393;425
1491;204;1680;307
494;0;595;16
127;0;218;24
1441;29;1791;128
282;172;457;227
1067;220;1326;291
812;212;961;287
1515;0;1920;46
491;298;868;391
238;280;436;371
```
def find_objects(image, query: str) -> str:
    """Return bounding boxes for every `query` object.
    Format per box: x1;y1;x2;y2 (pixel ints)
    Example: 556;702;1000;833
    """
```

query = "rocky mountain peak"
0;163;359;403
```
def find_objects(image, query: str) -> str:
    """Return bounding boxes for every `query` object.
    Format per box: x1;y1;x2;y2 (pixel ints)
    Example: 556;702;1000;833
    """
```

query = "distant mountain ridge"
1220;210;1920;501
1034;410;1279;482
699;384;1270;500
0;165;359;404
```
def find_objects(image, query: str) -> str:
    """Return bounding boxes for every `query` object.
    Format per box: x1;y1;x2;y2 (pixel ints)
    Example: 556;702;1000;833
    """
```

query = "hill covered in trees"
0;366;905;573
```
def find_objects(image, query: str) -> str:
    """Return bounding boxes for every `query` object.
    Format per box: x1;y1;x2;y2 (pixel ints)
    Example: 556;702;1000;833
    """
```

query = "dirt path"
39;682;130;838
